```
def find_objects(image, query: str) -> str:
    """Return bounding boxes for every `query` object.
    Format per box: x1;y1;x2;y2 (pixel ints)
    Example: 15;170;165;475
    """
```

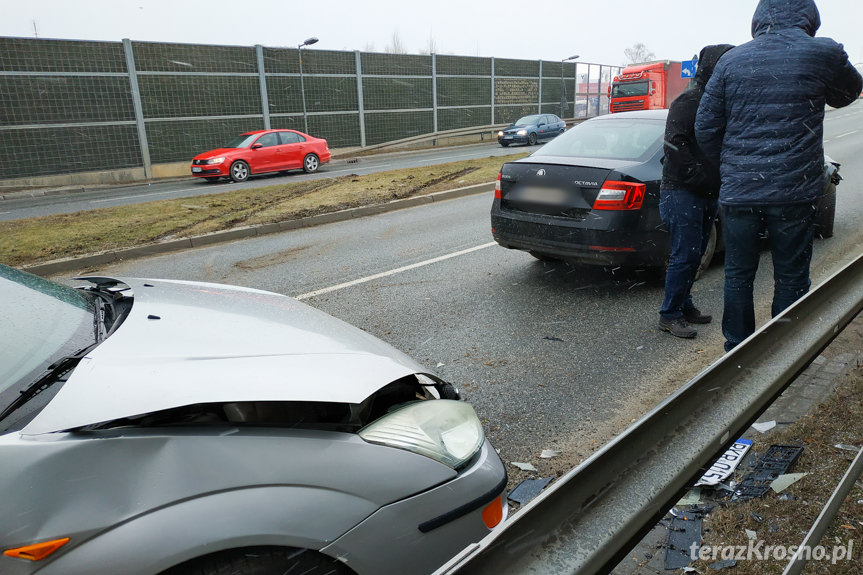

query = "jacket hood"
694;44;735;85
751;0;820;38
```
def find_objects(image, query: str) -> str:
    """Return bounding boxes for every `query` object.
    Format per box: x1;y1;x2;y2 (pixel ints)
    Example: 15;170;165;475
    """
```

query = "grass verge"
0;153;526;268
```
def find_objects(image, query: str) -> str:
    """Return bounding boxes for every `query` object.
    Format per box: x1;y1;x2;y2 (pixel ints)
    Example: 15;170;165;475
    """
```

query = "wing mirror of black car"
251;143;263;150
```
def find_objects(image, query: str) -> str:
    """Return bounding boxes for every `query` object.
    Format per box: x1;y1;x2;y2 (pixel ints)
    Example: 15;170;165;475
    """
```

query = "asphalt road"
0;141;526;221
45;100;863;479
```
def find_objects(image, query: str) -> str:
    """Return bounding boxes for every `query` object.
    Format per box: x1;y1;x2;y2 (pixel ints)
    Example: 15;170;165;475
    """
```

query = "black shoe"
683;307;712;324
659;316;697;338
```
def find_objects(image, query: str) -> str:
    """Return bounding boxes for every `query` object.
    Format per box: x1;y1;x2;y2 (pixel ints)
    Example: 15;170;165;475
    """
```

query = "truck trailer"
609;61;690;113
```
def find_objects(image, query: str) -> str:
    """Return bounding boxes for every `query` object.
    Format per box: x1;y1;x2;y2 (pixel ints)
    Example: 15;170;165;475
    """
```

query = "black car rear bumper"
491;202;669;267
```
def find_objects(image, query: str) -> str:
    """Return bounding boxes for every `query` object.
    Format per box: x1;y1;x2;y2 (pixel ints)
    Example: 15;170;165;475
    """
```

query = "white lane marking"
835;130;859;139
0;211;10;215
295;242;497;300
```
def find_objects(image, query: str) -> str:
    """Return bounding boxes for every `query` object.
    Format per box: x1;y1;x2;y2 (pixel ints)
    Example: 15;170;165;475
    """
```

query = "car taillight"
494;172;502;199
593;181;646;210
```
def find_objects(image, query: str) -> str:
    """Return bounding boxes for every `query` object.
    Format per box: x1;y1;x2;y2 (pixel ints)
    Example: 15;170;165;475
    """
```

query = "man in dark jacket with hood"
695;0;862;352
658;44;735;339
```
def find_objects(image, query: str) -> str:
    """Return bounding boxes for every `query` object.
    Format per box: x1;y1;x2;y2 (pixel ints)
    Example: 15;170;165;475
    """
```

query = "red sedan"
190;129;331;182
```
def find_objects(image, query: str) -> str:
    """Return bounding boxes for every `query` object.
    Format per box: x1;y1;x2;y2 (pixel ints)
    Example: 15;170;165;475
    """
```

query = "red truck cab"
609;61;690;113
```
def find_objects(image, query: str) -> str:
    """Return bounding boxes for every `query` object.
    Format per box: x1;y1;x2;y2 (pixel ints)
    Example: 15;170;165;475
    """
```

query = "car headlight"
498;131;504;137
359;400;484;469
205;157;225;165
517;129;527;136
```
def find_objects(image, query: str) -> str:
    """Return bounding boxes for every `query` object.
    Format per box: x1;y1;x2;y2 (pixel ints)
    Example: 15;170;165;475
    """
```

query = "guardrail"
435;251;863;575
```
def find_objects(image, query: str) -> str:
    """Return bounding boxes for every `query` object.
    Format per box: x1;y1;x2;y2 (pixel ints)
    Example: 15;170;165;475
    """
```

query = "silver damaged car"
0;265;507;575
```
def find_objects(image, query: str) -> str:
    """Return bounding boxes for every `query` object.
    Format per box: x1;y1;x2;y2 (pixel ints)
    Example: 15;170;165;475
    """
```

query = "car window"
279;132;306;144
223;134;258;148
515;115;541;125
0;265;95;399
533;118;665;161
255;133;280;147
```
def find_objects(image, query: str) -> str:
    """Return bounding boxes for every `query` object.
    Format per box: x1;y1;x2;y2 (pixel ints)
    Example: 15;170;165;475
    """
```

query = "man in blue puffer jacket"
695;0;862;352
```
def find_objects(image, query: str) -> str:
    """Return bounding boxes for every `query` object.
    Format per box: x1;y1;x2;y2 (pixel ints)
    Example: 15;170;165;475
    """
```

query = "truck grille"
611;100;646;112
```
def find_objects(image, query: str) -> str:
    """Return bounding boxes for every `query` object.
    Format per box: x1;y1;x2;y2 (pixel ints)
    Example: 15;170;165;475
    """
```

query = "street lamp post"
298;37;319;134
560;54;579;118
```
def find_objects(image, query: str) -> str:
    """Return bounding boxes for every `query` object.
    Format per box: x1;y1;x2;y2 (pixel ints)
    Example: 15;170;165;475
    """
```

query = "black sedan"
491;110;838;270
497;114;566;147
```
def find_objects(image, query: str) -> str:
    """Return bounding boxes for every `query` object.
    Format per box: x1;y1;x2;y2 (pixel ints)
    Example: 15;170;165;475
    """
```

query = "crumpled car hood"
22;278;427;435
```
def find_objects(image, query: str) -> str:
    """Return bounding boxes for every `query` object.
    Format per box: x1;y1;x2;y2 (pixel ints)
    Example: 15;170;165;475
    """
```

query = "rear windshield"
611;80;649;98
532;118;664;161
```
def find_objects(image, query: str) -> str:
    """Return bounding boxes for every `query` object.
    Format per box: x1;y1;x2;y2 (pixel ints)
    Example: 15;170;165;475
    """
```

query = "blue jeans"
659;187;718;320
721;203;817;352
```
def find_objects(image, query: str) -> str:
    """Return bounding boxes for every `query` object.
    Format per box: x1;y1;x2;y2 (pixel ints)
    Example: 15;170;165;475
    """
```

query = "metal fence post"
538;60;543;113
256;45;271;130
355;50;366;148
122;38;152;179
490;57;495;125
432;53;438;133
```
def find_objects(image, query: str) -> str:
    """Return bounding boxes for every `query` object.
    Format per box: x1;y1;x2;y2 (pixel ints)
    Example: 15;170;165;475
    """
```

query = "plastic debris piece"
751;420;776;433
436;362;445;367
683;568;699;573
507;477;553;505
677;488;702;506
750;512;763;523
734;445;804;501
510;461;538;472
539;449;561;459
745;529;757;540
665;515;702;570
778;492;796;501
709;559;737;570
770;473;808;493
834;444;860;452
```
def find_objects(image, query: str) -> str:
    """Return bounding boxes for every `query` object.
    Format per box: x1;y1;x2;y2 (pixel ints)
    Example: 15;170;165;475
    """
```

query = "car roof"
22;277;427;435
591;110;669;121
242;129;302;136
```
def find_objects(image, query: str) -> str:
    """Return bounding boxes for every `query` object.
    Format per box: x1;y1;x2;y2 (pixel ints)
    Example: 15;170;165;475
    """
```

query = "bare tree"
420;32;438;55
624;43;656;65
385;30;407;54
363;42;376;53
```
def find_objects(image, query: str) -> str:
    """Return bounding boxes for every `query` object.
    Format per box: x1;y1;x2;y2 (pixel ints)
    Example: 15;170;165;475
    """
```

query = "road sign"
681;59;697;78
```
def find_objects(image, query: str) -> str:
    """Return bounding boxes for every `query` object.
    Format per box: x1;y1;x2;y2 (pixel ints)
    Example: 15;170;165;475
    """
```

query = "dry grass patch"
0;154;526;267
692;365;863;574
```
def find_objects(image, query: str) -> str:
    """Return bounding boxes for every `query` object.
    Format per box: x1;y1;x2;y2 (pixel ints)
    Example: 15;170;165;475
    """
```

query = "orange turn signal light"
481;495;504;529
4;537;70;561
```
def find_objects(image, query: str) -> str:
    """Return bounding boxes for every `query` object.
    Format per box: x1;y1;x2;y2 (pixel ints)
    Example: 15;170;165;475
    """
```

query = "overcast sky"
3;0;862;68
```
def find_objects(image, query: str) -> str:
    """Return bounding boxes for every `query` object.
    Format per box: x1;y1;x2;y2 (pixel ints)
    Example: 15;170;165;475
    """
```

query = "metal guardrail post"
122;38;152;180
490;57;496;125
436;251;863;575
432;53;438;134
256;45;270;130
355;51;366;148
537;60;543;113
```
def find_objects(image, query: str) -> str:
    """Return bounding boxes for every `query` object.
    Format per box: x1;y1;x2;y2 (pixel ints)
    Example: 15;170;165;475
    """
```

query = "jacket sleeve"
665;94;713;190
694;66;727;167
823;42;863;109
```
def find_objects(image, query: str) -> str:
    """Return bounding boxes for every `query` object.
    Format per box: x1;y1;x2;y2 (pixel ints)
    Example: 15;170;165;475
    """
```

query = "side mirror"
251;143;263;150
